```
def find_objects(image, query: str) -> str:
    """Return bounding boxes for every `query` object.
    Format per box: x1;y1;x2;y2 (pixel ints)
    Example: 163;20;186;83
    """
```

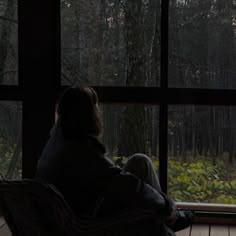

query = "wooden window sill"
176;202;236;225
176;202;236;212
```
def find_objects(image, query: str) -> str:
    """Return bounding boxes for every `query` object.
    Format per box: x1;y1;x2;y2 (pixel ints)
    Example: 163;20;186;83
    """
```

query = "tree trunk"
118;105;147;156
117;0;147;156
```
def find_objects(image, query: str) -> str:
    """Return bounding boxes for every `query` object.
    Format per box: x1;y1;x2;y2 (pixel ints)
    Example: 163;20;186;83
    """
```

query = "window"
0;0;234;211
0;101;22;179
169;0;236;89
60;0;236;208
0;0;20;180
168;106;236;204
102;104;159;160
0;0;18;85
61;0;161;86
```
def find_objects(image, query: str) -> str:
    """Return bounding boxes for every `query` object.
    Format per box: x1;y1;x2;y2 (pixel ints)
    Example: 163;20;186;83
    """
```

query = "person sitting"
36;86;192;235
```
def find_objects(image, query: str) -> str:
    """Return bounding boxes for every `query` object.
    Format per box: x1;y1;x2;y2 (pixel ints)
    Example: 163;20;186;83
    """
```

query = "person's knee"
123;153;161;191
123;153;152;175
128;153;152;165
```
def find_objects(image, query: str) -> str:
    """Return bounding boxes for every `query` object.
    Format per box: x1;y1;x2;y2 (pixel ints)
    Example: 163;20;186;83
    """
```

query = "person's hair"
56;86;103;139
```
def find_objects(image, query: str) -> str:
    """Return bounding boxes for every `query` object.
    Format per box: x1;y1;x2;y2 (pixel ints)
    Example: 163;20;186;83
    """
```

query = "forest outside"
1;0;236;203
168;106;236;204
61;0;236;205
168;158;236;204
112;156;236;205
103;104;236;205
0;0;20;179
0;0;17;85
0;102;22;180
61;0;236;89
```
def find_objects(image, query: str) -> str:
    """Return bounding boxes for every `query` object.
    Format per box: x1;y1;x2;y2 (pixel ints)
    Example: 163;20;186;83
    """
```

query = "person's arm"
102;168;176;221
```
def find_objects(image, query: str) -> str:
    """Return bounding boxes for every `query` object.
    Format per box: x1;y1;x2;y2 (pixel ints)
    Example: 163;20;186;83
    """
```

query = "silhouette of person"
36;86;192;235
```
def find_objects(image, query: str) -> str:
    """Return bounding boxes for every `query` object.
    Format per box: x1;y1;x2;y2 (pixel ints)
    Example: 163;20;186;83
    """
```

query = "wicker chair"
0;179;163;236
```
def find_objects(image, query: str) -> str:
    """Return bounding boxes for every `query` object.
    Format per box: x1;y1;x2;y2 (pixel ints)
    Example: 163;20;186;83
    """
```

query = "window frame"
1;0;236;216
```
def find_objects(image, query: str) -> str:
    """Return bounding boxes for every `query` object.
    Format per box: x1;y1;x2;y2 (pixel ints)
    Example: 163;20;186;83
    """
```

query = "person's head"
56;86;102;139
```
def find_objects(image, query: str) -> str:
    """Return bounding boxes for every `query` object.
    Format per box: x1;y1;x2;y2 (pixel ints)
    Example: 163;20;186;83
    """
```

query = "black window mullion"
166;88;236;106
0;86;22;100
81;87;236;105
18;0;61;178
159;0;169;193
159;103;168;193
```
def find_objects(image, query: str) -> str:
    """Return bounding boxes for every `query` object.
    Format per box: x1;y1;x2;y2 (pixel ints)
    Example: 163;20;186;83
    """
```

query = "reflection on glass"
101;105;159;166
61;0;161;86
0;0;18;85
0;102;22;179
169;1;236;89
168;106;236;204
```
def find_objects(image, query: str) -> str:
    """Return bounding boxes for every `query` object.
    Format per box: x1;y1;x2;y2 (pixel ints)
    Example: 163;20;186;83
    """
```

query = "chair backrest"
0;215;12;236
0;179;162;236
0;179;81;236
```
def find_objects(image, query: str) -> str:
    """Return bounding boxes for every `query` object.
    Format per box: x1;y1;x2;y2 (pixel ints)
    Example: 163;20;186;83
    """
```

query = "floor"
176;225;236;236
1;216;236;236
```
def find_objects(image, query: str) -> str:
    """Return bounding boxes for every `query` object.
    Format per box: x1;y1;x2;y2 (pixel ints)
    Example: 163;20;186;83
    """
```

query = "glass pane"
61;0;161;86
0;0;18;85
169;1;236;89
0;101;22;179
168;106;236;204
101;104;159;166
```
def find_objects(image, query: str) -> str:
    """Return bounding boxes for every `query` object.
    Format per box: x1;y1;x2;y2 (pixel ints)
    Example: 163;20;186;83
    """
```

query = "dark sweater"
36;123;173;220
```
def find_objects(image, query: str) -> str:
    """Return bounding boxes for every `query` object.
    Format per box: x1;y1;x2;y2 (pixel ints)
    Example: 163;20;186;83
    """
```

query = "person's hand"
166;211;177;225
167;209;195;232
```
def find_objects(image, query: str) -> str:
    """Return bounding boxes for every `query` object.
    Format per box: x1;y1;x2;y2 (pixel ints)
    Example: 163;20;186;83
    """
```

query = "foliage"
0;141;22;180
0;102;22;180
113;156;236;204
0;143;13;175
168;159;236;204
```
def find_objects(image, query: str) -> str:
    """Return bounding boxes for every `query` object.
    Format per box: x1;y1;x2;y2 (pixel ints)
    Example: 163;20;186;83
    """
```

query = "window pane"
169;1;236;89
61;0;161;86
0;101;22;179
0;0;18;85
101;104;159;164
168;106;236;204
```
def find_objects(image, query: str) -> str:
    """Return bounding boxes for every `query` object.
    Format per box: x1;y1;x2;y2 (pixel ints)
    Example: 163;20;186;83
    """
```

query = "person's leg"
122;154;175;235
123;153;194;233
122;153;161;192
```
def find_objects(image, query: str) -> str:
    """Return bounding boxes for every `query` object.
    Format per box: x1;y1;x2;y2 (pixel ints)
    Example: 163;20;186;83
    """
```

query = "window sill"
176;202;236;225
176;202;236;212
